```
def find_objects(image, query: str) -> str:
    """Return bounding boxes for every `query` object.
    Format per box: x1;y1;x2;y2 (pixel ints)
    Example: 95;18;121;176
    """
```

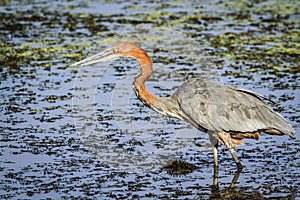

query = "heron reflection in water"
71;42;295;175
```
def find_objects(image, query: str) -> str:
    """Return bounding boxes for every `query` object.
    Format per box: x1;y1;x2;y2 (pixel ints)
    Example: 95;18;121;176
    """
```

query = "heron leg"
230;170;241;188
208;132;219;186
208;132;219;168
228;148;243;171
213;166;219;187
212;143;218;168
217;131;243;171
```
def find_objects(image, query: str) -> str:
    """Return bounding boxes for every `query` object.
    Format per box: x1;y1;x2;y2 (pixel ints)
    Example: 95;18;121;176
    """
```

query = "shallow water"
0;0;299;199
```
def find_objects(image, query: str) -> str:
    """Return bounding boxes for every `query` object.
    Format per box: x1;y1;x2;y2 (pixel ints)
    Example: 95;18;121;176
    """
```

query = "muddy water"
0;0;299;199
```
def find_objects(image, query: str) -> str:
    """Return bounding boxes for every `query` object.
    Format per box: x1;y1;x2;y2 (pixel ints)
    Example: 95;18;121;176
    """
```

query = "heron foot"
230;170;242;188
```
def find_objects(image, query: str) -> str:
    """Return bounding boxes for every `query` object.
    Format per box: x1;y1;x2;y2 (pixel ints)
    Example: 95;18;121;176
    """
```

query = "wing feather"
172;78;295;138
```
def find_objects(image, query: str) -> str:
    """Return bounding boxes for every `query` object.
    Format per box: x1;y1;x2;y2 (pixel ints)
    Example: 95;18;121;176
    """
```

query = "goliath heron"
71;42;295;170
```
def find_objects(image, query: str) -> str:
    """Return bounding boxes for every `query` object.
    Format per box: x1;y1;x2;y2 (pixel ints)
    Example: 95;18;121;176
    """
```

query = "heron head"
70;42;142;67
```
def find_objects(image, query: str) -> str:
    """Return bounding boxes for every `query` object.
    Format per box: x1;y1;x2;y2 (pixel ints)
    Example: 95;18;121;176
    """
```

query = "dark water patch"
163;160;197;176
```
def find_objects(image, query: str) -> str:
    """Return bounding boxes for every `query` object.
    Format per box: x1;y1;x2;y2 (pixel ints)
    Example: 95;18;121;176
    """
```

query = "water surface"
0;0;299;199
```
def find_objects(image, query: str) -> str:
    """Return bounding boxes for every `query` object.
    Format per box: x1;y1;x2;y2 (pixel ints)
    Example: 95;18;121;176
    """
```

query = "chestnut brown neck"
129;48;161;108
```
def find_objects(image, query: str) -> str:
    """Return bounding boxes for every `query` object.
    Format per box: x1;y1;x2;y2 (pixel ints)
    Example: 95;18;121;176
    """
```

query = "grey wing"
172;78;295;138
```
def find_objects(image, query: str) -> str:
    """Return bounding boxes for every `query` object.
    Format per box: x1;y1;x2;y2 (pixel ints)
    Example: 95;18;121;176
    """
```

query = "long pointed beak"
70;48;122;67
